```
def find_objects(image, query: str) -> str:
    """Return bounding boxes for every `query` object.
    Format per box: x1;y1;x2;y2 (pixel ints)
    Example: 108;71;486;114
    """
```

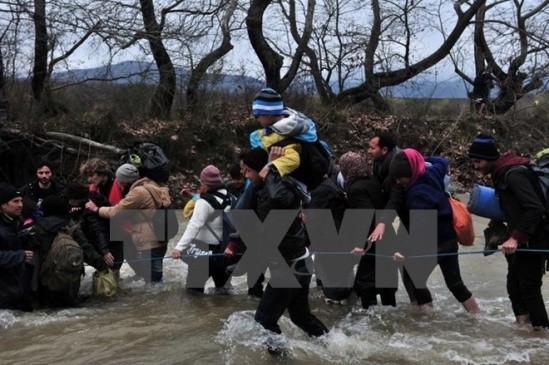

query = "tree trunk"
246;0;284;90
32;0;48;102
139;0;176;119
186;0;237;112
336;0;486;105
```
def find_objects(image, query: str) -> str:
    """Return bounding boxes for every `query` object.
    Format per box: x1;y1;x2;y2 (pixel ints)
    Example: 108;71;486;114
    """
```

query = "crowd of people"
1;89;548;352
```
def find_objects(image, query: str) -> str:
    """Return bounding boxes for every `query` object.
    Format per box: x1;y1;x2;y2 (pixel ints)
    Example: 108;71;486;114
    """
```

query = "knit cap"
468;134;500;161
252;88;284;117
200;165;223;186
242;148;268;172
0;183;23;205
116;163;140;184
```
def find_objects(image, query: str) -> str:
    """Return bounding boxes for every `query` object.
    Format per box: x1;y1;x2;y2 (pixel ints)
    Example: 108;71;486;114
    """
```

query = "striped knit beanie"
252;88;284;117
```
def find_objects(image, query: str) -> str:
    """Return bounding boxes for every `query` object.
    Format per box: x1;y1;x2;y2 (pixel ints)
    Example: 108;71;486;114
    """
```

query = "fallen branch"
44;132;124;154
0;127;80;155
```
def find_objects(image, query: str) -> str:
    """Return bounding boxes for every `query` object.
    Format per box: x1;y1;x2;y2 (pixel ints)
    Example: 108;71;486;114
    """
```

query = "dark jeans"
506;250;549;328
255;259;328;337
126;244;168;283
412;239;472;306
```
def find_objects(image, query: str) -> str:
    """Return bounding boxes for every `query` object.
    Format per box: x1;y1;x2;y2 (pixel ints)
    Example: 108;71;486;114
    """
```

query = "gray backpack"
40;224;84;292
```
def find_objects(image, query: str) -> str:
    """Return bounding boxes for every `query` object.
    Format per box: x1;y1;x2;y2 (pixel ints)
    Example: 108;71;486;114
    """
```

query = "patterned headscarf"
338;152;372;190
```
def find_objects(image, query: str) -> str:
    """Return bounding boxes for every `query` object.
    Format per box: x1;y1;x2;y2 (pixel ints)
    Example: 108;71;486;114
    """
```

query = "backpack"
201;191;237;248
529;151;549;208
141;185;179;243
120;142;171;183
448;196;475;246
504;152;549;221
40;224;84;292
272;138;331;191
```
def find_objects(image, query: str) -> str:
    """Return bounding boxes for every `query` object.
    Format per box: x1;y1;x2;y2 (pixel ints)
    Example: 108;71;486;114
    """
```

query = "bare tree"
185;0;238;111
246;0;315;93
97;0;238;119
26;0;101;117
280;0;484;110
138;0;176;119
454;0;549;115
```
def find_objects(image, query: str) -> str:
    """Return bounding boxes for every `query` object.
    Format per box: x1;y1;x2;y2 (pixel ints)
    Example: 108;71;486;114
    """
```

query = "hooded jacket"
491;151;546;245
403;156;455;244
98;177;172;250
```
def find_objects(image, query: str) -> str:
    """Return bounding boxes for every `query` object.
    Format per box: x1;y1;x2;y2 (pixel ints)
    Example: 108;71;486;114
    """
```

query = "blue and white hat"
252;88;284;117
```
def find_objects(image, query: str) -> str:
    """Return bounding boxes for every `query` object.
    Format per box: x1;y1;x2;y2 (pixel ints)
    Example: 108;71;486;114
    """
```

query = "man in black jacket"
235;147;328;352
33;195;108;307
469;134;549;330
367;130;417;304
0;183;34;311
20;160;65;211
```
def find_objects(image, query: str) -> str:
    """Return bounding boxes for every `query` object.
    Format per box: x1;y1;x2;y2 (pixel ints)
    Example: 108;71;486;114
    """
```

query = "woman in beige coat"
86;164;172;283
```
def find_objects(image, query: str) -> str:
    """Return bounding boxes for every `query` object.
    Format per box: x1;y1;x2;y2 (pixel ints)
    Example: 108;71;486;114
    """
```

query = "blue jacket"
403;156;455;244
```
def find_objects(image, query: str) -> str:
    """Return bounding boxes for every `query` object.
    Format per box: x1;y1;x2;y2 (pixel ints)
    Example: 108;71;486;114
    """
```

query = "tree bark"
336;0;486;105
139;0;176;119
186;0;237;112
31;0;48;102
247;0;284;91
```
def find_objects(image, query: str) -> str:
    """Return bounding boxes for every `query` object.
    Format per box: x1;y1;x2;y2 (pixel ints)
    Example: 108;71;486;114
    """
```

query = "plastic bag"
449;196;475;246
93;269;118;298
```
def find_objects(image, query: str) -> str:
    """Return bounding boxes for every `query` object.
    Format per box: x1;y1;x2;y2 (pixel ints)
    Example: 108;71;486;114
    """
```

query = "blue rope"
107;248;549;264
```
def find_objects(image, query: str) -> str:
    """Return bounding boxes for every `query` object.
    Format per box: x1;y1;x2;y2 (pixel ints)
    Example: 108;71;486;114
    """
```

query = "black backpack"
201;191;238;269
504;157;549;233
120;142;171;184
201;191;237;248
272;138;331;191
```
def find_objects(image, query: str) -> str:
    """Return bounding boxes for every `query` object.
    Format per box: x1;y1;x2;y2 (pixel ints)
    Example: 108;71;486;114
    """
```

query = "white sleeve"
174;199;215;252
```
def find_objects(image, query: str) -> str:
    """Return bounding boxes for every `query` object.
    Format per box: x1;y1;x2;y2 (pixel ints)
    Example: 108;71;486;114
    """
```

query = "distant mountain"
54;60;263;91
54;61;469;98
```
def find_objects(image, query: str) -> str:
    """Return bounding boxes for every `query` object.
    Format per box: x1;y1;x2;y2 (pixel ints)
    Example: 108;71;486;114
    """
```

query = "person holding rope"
389;149;480;314
171;164;234;293
86;164;171;283
468;135;549;330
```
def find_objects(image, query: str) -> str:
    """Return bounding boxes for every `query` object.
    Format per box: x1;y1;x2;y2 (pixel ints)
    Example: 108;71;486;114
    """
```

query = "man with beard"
20;160;66;213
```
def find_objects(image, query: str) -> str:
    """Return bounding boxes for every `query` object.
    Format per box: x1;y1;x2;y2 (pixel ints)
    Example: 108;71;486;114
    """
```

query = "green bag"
92;269;118;298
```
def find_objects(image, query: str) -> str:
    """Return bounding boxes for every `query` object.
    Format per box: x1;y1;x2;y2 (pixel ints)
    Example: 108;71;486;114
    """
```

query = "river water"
1;215;548;364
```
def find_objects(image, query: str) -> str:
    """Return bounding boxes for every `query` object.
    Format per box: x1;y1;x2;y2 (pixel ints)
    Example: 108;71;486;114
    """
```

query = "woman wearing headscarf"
388;148;480;313
340;152;392;309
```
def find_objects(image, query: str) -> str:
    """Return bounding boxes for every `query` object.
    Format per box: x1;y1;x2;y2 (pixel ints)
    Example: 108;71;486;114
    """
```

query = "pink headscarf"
402;148;425;186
